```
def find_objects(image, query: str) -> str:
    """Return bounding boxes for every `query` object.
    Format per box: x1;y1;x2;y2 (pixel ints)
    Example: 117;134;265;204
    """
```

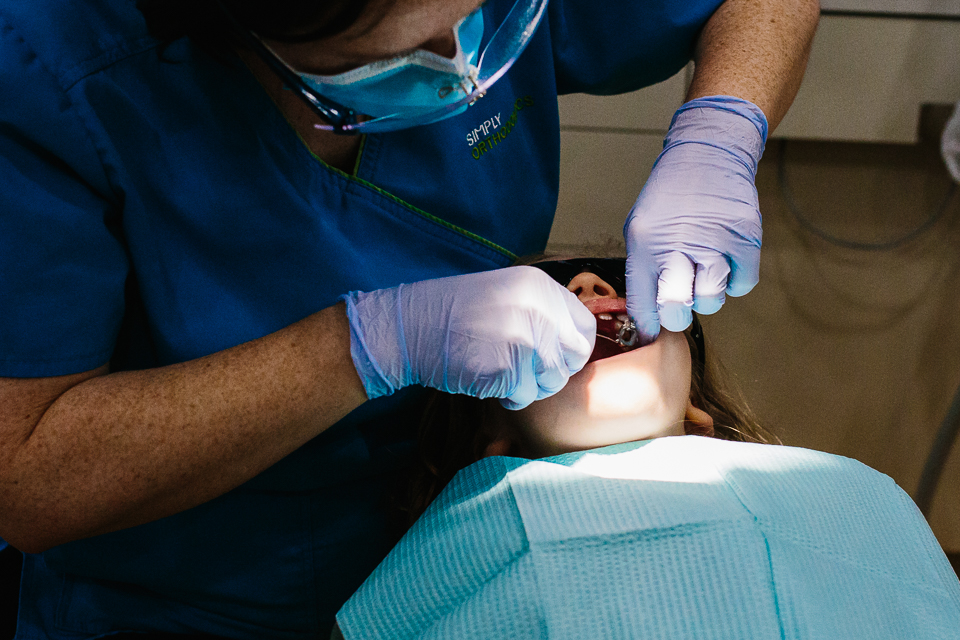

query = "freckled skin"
0;307;365;553
686;0;820;131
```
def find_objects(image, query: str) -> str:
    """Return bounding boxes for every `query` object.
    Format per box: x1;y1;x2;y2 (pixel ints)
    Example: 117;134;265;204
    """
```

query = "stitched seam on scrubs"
59;37;162;92
0;5;162;93
0;15;121;207
351;134;367;177
350;176;518;260
296;140;518;261
267;91;516;261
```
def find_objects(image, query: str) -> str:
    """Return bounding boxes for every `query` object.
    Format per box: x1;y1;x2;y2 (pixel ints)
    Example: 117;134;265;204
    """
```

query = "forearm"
686;0;820;131
2;303;366;553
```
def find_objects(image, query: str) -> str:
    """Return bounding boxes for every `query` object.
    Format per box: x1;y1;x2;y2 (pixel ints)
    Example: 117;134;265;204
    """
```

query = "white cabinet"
549;12;960;250
557;68;688;132
821;0;960;16
557;15;960;144
778;15;960;142
551;72;687;252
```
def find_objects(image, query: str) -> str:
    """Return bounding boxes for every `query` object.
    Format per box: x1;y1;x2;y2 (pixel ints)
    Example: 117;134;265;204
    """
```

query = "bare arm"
686;0;821;131
0;302;366;554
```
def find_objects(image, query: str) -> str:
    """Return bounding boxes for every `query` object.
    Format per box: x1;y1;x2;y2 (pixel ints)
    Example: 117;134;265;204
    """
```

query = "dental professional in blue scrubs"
0;0;819;637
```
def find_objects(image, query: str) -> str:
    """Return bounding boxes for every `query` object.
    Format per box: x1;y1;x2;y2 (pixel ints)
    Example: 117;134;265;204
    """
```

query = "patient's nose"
567;272;619;304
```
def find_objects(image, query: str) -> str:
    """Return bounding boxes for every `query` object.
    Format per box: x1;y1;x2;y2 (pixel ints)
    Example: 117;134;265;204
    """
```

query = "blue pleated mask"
291;8;484;121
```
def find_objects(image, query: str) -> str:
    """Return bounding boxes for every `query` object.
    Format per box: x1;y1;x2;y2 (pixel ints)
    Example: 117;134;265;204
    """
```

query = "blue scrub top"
0;0;723;637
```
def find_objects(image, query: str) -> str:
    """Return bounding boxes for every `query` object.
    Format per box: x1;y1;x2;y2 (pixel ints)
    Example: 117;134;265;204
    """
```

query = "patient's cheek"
514;331;691;457
583;366;666;418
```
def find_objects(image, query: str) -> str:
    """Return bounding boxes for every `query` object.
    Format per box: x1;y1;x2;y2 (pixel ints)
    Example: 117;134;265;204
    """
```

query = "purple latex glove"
624;95;768;343
343;266;596;410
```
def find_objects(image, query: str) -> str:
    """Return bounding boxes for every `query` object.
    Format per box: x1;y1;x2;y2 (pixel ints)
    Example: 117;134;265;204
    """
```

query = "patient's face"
511;270;693;457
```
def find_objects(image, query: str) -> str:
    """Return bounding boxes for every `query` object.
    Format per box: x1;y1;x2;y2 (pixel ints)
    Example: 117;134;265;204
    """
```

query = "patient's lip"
583;297;627;315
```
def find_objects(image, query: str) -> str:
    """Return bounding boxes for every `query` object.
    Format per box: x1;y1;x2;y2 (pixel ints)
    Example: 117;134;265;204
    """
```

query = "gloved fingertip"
499;397;529;411
725;279;758;298
502;371;538;412
726;267;760;298
659;302;693;333
533;366;569;400
567;336;594;374
561;303;596;374
535;377;571;402
627;300;662;345
636;321;661;346
692;295;724;316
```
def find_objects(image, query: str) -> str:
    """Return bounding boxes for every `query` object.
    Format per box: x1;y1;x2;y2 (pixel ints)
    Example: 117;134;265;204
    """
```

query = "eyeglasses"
217;0;550;134
532;258;707;375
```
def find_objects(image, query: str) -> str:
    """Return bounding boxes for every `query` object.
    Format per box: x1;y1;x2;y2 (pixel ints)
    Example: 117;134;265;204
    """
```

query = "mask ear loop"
466;71;484;104
441;70;483;101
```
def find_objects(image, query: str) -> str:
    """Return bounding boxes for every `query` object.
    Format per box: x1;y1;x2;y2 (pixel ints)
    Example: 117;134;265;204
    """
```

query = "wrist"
667;96;768;171
341;288;405;400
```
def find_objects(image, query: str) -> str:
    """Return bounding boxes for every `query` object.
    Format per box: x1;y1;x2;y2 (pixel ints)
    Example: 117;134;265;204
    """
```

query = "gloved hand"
342;266;596;410
624;95;768;343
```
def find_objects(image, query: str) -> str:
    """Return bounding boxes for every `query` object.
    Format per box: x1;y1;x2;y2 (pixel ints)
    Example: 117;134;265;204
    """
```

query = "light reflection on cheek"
585;367;662;418
515;328;690;457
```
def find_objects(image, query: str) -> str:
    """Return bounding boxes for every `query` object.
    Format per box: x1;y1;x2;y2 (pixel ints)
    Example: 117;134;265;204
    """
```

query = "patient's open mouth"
583;298;640;363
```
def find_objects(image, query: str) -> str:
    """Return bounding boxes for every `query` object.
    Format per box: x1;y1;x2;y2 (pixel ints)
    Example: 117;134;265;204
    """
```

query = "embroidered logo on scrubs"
465;95;535;160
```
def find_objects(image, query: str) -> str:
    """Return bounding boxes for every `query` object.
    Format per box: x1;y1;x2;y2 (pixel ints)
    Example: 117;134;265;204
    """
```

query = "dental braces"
596;316;639;349
616;318;639;347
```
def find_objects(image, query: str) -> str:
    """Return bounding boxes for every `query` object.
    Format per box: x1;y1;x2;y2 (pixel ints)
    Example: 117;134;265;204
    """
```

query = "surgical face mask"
294;8;485;122
228;0;550;133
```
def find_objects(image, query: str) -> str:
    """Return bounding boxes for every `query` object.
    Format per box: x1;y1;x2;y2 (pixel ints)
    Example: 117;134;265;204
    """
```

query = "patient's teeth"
616;314;630;323
597;313;613;321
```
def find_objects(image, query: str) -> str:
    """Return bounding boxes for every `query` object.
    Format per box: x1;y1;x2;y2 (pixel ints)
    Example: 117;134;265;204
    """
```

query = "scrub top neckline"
233;50;519;262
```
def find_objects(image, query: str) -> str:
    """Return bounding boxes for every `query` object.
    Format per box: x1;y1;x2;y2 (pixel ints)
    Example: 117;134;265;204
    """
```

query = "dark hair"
390;326;779;531
137;0;372;50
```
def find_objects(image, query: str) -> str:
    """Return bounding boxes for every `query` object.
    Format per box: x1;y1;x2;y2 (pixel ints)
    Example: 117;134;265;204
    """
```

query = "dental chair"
916;381;960;519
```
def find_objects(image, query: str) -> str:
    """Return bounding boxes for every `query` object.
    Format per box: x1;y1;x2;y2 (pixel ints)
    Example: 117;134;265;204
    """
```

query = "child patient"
334;258;960;640
394;257;777;528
